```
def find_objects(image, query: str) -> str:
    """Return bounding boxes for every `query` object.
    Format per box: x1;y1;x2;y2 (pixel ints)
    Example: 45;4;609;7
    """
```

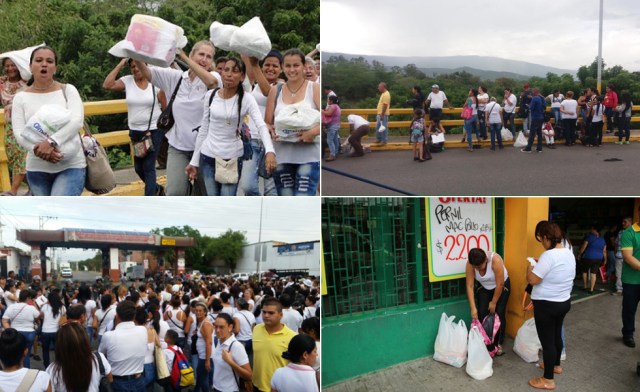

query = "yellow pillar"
503;197;549;338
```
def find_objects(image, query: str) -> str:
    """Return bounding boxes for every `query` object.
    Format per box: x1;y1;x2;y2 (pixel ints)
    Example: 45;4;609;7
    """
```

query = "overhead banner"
64;229;156;245
277;242;314;256
426;197;495;282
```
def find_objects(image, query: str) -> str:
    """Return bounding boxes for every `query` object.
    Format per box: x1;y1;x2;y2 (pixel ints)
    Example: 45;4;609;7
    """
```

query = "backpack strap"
15;369;39;392
227;340;243;390
94;352;106;377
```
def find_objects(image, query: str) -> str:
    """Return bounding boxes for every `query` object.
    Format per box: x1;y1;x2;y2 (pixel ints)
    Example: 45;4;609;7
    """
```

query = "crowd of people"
463;214;640;390
1;38;320;196
322;81;634;161
0;271;321;392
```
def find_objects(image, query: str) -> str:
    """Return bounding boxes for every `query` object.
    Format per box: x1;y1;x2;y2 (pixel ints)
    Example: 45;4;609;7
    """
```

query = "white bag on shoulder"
433;313;468;368
501;127;514;141
513;318;541;363
513;130;527;148
466;325;493;380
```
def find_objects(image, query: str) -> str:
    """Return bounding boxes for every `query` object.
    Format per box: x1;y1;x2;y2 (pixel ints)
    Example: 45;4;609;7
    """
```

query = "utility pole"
256;198;264;276
38;216;57;280
597;0;603;93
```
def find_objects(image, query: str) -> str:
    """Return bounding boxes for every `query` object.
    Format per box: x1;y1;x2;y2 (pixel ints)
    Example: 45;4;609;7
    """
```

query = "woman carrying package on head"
465;248;510;356
11;46;86;196
103;58;166;196
265;48;320;196
185;57;276;196
133;41;222;196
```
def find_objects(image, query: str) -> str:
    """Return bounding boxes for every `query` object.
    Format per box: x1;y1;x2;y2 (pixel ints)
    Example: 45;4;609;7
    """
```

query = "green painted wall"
322;299;470;387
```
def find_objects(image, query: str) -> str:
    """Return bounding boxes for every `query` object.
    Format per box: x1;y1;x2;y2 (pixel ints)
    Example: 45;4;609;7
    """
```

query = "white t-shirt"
0;368;51;392
2;303;40;331
212;336;249;392
477;93;489;111
531;247;576;302
165;308;185;338
4;290;17;307
485;102;502;124
196;319;215;360
503;93;517;113
560;99;578;119
427;91;447;109
347;114;369;130
547;94;565;108
303;306;317;320
233;310;256;341
149;68;222;151
95;305;116;336
591;103;604;122
85;299;97;328
270;363;319;392
40;303;66;333
47;352;111;392
11;85;86;173
190;90;275;165
282;308;303;333
98;321;147;376
121;75;162;131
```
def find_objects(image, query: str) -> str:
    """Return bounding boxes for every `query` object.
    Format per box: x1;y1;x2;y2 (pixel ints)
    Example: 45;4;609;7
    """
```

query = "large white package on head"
432;312;468;368
23;104;71;145
275;102;320;143
109;14;188;68
0;43;46;81
209;21;238;51
229;17;272;59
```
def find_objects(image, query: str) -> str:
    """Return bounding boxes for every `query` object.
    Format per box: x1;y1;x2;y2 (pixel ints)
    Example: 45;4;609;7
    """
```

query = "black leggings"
532;299;571;380
476;278;511;345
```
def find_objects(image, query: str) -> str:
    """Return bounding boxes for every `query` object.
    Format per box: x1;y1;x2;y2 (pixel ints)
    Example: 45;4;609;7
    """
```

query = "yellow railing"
339;106;640;133
0;99;134;193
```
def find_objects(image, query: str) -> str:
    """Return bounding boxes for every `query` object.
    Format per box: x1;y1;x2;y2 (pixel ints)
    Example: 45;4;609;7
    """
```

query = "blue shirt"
530;95;546;120
583;233;605;260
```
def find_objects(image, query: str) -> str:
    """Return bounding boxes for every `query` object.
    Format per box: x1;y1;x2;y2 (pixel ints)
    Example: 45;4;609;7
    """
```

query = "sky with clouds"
0;198;320;261
321;0;640;72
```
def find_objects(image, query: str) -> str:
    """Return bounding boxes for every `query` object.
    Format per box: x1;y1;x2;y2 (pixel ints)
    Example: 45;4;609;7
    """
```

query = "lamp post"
256;198;264;276
597;0;603;93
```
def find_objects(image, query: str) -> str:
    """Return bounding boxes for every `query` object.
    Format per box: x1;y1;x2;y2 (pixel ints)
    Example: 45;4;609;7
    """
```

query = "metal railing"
0;100;133;192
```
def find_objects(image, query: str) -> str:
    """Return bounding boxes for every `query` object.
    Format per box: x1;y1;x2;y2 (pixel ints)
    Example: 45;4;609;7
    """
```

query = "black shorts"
429;108;442;122
581;258;601;274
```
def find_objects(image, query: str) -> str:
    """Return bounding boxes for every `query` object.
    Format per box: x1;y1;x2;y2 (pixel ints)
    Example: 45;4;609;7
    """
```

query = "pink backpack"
471;314;501;357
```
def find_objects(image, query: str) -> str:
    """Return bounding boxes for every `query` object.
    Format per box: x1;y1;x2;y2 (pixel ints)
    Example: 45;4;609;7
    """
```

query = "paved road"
324;290;640;392
322;142;640;196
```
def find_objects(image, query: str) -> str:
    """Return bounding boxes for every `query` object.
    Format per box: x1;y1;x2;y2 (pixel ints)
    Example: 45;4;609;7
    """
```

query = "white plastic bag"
501;127;513;141
377;125;386;133
109;14;188;68
229;17;272;59
431;132;445;144
0;43;46;81
513;130;527;148
275;103;320;143
513;318;541;363
466;325;493;380
23;104;71;145
433;313;468;368
209;21;239;51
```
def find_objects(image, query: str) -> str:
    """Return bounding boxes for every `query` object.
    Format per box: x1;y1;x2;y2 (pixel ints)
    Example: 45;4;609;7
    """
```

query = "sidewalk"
324;285;640;392
364;129;640;151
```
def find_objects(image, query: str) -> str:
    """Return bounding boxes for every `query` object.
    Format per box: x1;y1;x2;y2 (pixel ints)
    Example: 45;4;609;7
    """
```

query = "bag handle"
146;85;156;132
166;78;182;112
15;369;39;392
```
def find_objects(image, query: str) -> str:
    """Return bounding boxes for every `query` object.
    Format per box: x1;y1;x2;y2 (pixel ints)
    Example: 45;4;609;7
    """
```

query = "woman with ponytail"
186;57;277;196
270;333;318;392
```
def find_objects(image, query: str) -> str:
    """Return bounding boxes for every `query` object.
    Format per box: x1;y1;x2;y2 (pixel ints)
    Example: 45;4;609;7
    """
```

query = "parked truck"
59;261;72;279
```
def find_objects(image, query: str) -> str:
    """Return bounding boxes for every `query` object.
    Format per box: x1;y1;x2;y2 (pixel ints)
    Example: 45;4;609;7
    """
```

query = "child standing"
410;109;427;162
542;116;555;149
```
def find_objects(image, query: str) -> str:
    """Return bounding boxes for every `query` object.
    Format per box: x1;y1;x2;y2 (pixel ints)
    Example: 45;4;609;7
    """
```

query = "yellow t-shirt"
377;91;391;115
251;323;296;392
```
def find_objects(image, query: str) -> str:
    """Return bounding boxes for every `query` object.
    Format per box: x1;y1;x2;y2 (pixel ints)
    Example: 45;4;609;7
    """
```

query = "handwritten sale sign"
426;197;495;282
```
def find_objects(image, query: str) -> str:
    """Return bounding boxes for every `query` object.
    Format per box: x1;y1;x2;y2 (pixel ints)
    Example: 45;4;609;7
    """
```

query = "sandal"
539;362;563;374
0;191;16;196
528;377;556;390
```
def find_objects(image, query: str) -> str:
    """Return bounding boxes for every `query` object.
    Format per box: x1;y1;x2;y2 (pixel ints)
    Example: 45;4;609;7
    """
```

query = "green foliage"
203;229;247;272
78;251;102;272
107;147;131;169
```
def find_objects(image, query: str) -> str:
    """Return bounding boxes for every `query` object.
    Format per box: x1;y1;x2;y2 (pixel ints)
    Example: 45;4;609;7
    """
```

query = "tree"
151;225;204;269
204;229;247;272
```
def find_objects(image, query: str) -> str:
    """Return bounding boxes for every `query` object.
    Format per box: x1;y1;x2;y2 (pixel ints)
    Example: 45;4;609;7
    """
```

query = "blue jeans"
194;358;213;392
274;162;320;196
199;154;242;196
525;119;543;151
238;139;277;196
86;326;94;347
523;112;532;133
622;283;640;338
18;330;35;368
326;124;340;157
143;362;156;390
111;376;146;392
503;112;516;135
41;331;57;368
618;116;631;141
27;167;86;196
464;115;478;149
130;129;164;196
489;123;503;149
551;107;561;128
376;114;388;142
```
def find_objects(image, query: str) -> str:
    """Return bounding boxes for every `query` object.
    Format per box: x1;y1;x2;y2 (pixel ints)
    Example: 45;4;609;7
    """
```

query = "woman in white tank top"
465;248;511;355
